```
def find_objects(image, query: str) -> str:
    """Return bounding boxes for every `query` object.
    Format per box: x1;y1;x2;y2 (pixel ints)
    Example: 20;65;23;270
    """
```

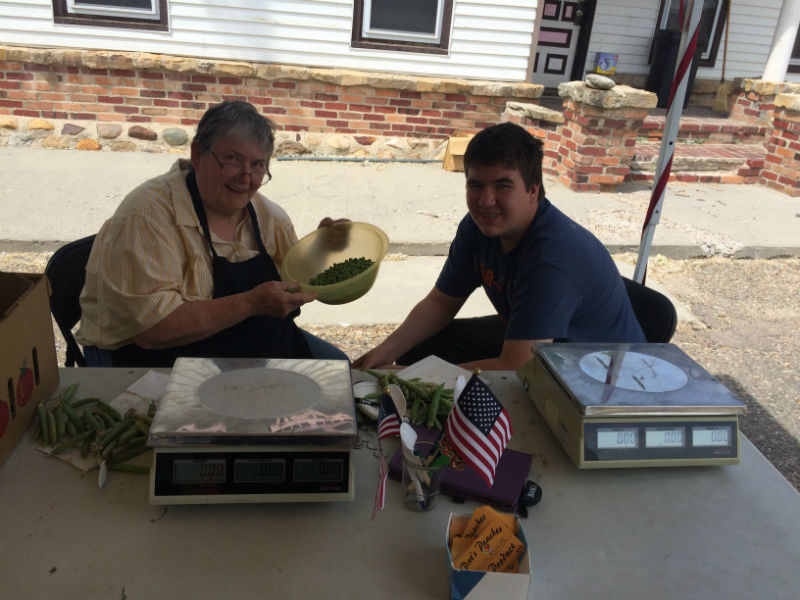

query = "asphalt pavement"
1;146;799;327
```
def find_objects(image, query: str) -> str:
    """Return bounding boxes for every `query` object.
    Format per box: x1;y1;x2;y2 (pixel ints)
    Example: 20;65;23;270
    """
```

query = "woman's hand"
248;280;316;317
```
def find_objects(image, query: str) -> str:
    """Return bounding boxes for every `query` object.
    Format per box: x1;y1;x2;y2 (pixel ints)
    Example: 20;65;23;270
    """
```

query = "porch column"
759;93;800;197
556;82;657;191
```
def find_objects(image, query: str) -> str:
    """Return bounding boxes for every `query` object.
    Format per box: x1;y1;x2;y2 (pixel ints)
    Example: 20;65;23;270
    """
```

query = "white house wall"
0;0;538;81
586;0;799;82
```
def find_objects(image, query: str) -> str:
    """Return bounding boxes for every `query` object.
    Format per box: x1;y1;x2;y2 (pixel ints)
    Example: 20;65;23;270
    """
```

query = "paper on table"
37;369;169;472
397;355;481;391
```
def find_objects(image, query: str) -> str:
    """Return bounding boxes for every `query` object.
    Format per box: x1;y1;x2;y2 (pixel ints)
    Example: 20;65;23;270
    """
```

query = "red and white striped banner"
634;0;703;284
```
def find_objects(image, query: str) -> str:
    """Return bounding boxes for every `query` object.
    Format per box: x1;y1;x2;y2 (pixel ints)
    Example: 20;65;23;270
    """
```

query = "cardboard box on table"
446;512;532;600
0;272;59;466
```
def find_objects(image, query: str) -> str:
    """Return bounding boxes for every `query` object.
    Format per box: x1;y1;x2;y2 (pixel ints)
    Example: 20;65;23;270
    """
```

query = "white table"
2;368;799;599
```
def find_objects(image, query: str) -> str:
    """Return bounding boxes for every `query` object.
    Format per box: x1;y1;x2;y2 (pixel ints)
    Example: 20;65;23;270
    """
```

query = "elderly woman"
77;100;347;367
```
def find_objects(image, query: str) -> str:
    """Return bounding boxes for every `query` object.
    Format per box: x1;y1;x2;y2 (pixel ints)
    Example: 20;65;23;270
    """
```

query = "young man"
353;122;645;372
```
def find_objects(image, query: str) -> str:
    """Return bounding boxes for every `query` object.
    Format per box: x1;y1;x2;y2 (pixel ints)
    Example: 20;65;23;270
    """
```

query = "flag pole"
633;0;704;284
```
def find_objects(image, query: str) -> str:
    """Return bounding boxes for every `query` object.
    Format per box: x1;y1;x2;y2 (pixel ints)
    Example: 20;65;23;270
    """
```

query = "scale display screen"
585;420;737;463
151;448;353;504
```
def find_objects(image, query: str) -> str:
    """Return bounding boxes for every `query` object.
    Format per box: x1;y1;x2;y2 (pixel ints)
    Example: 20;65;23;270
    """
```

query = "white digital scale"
516;343;746;469
148;357;357;504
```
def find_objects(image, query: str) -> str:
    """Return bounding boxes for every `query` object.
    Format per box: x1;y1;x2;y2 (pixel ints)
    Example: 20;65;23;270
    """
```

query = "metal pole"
633;0;703;284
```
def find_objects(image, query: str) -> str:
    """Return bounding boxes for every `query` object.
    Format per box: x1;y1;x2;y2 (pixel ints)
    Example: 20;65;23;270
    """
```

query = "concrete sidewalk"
1;146;798;326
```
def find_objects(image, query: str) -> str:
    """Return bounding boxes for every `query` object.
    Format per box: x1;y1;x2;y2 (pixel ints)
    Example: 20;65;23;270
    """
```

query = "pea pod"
46;410;58;445
426;383;445;429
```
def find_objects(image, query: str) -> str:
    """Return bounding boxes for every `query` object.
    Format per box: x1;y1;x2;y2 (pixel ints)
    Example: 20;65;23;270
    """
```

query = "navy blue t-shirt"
436;198;645;343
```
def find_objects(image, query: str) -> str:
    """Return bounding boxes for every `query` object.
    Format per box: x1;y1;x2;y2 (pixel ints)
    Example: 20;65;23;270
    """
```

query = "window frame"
53;0;169;31
351;0;454;55
789;24;800;74
652;0;728;68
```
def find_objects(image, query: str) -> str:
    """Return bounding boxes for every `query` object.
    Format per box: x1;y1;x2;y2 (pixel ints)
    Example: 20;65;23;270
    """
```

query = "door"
532;0;584;90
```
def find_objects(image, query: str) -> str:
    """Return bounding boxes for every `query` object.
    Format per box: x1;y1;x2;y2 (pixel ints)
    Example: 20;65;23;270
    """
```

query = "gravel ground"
3;251;798;491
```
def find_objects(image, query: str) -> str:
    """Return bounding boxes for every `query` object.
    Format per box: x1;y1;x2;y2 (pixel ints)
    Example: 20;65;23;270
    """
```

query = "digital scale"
516;343;746;469
148;357;357;504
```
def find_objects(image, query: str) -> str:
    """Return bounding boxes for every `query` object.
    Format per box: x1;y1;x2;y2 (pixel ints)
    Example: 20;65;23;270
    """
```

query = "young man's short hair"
463;122;546;201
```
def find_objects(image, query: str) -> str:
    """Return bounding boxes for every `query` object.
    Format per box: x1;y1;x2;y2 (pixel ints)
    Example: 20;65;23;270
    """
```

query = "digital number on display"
692;426;731;447
233;458;286;483
596;428;638;450
645;427;686;448
173;459;226;484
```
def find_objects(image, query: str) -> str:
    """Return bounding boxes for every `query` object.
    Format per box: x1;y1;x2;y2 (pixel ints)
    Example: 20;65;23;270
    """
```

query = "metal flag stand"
633;0;704;284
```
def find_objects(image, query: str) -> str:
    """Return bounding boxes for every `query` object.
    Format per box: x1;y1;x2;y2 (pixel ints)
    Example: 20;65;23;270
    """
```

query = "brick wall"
760;100;800;197
0;46;542;141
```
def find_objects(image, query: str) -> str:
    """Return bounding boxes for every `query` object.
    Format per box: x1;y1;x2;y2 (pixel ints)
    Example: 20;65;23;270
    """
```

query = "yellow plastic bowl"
279;222;390;305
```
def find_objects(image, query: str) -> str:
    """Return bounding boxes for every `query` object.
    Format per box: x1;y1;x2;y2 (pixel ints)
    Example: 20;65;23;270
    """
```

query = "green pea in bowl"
279;221;390;305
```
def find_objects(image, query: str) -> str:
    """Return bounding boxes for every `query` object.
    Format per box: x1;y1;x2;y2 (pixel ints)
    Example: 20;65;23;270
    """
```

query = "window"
352;0;453;55
653;0;728;67
790;24;800;73
53;0;169;31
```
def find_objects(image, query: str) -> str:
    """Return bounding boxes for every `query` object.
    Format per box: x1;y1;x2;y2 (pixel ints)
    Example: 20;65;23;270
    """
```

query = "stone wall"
0;45;543;160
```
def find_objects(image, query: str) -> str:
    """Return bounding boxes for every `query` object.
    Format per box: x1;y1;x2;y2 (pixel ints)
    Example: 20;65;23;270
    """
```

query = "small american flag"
377;393;401;440
443;373;512;487
372;392;402;518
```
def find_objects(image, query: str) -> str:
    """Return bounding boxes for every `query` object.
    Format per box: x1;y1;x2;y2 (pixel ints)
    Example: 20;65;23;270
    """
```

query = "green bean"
83;410;105;434
46;410;58;445
60;383;79;404
117;422;142;447
96;418;132;451
66;422;78;438
60;398;85;430
55;407;66;440
109;443;149;464
97;400;122;422
50;429;94;456
426;383;445;429
71;397;99;408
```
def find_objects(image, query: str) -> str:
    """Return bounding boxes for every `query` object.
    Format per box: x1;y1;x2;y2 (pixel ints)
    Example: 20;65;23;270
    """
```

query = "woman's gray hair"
193;100;276;159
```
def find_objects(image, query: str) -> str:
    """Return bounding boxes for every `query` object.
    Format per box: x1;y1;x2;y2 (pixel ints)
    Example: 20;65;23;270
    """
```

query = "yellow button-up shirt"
76;159;298;349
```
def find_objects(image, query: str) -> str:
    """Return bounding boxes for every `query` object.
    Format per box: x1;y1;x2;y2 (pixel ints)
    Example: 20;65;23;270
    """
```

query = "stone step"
632;141;765;171
639;111;768;144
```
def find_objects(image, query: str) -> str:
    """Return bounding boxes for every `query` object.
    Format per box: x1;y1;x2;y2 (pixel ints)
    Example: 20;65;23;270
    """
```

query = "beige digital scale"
516;343;746;469
148;357;357;504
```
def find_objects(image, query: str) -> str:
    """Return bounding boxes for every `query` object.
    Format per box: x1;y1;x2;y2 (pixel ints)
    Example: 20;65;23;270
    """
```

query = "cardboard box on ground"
0;272;59;466
443;135;473;172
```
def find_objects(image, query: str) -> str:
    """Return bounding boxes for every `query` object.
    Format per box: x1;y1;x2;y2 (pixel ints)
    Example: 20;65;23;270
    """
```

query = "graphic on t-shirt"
478;260;504;294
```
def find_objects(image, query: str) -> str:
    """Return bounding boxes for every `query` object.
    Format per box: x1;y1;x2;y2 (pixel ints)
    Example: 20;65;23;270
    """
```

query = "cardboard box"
442;135;473;172
0;272;59;466
446;512;531;600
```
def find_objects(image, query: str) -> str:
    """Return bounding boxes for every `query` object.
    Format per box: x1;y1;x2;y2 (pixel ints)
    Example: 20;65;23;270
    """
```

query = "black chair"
45;235;96;367
622;276;677;343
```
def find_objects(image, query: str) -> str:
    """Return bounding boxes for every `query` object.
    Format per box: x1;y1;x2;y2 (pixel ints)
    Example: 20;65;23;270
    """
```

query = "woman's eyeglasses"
208;150;272;183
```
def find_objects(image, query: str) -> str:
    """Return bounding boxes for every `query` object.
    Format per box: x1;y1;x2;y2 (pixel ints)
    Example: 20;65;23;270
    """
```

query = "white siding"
585;0;799;82
0;0;538;82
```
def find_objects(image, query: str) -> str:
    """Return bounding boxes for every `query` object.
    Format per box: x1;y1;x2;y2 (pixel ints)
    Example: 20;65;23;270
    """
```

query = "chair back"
622;276;677;343
45;235;96;367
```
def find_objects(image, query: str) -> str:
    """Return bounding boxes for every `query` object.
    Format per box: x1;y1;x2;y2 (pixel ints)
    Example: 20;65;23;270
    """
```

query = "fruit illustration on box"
17;363;34;408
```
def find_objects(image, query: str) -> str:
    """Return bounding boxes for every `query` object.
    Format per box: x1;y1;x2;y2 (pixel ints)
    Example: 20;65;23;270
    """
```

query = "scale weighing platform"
516;343;746;469
148;357;357;504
